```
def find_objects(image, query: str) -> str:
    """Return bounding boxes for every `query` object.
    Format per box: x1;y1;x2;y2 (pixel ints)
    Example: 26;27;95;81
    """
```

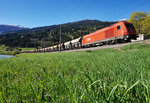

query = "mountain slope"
0;20;116;47
0;25;29;34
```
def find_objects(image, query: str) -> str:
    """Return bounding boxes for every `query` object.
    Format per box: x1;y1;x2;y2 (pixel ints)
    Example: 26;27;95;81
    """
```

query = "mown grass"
0;43;150;102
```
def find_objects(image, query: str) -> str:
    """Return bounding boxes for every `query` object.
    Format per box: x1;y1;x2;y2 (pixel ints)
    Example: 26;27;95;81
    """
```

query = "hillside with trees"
0;20;115;48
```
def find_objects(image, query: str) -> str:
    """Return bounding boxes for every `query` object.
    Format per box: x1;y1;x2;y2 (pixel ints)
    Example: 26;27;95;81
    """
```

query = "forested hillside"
0;20;115;48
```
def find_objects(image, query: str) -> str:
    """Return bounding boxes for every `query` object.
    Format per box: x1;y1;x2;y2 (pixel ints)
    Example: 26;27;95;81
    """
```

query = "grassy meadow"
20;48;35;51
0;42;150;102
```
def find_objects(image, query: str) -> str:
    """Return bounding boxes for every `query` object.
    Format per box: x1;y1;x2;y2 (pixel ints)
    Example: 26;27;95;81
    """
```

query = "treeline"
0;20;115;48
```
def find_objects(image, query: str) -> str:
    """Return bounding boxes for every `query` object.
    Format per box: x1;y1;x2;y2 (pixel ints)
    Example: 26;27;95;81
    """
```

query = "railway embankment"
53;39;148;53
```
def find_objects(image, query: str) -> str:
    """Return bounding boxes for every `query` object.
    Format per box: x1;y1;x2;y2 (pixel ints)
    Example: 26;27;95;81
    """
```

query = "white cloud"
118;18;128;22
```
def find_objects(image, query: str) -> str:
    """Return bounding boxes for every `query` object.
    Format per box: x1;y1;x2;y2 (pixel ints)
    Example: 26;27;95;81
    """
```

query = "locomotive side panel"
82;28;107;45
94;31;105;42
105;28;114;38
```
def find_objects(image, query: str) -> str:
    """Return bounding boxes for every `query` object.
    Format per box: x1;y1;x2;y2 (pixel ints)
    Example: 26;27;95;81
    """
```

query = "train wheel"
89;44;92;47
107;41;112;45
126;38;131;42
111;40;115;44
117;39;122;43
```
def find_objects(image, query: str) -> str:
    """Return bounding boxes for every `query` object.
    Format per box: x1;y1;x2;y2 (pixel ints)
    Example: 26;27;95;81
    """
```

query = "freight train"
21;21;138;53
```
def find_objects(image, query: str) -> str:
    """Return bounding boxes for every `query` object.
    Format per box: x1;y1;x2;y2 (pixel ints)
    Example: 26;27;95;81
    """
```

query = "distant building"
137;34;144;41
132;34;150;42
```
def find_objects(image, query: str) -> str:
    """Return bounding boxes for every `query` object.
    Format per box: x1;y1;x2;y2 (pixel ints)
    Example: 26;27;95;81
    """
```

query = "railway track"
21;40;144;53
49;40;143;53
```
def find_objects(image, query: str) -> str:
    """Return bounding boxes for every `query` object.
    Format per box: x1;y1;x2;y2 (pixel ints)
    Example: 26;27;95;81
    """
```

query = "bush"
0;45;19;55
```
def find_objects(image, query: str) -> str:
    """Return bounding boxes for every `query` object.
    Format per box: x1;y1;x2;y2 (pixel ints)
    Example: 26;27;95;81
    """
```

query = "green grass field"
0;43;150;102
20;48;35;51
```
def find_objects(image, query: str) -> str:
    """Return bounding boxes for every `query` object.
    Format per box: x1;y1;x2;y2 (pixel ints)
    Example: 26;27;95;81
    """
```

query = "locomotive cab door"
116;25;122;37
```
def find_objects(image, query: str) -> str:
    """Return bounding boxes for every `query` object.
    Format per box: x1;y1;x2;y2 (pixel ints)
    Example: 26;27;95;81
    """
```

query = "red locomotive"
81;21;137;47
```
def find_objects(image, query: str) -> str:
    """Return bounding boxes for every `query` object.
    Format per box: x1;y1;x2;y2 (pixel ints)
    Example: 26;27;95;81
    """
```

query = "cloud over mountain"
0;24;29;34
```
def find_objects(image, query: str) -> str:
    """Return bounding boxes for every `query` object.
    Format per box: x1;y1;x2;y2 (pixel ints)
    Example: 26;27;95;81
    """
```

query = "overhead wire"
74;0;150;22
107;0;150;21
63;0;86;23
60;0;149;27
72;0;100;20
82;0;104;19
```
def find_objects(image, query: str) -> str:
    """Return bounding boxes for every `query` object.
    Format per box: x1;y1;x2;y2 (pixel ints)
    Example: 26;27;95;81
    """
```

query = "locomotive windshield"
125;24;135;29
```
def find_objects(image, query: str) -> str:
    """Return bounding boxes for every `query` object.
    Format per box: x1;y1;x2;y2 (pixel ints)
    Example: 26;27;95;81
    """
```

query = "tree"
142;12;150;35
128;12;148;34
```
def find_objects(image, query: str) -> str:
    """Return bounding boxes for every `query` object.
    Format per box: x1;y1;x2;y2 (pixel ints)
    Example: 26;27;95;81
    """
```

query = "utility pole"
139;18;141;34
33;39;35;49
59;25;62;52
44;37;45;53
42;34;45;53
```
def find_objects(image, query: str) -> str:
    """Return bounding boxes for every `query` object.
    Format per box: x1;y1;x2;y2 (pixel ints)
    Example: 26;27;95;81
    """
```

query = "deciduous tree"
142;12;150;35
128;12;148;34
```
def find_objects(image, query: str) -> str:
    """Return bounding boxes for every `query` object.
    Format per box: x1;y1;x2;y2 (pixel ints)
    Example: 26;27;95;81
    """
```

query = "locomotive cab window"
125;24;134;29
117;25;121;29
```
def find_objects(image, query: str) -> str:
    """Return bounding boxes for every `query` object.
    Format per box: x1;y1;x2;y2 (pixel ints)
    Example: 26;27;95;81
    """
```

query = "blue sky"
0;0;149;28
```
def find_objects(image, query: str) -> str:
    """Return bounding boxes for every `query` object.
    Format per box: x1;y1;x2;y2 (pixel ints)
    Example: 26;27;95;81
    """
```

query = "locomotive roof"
83;21;131;38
